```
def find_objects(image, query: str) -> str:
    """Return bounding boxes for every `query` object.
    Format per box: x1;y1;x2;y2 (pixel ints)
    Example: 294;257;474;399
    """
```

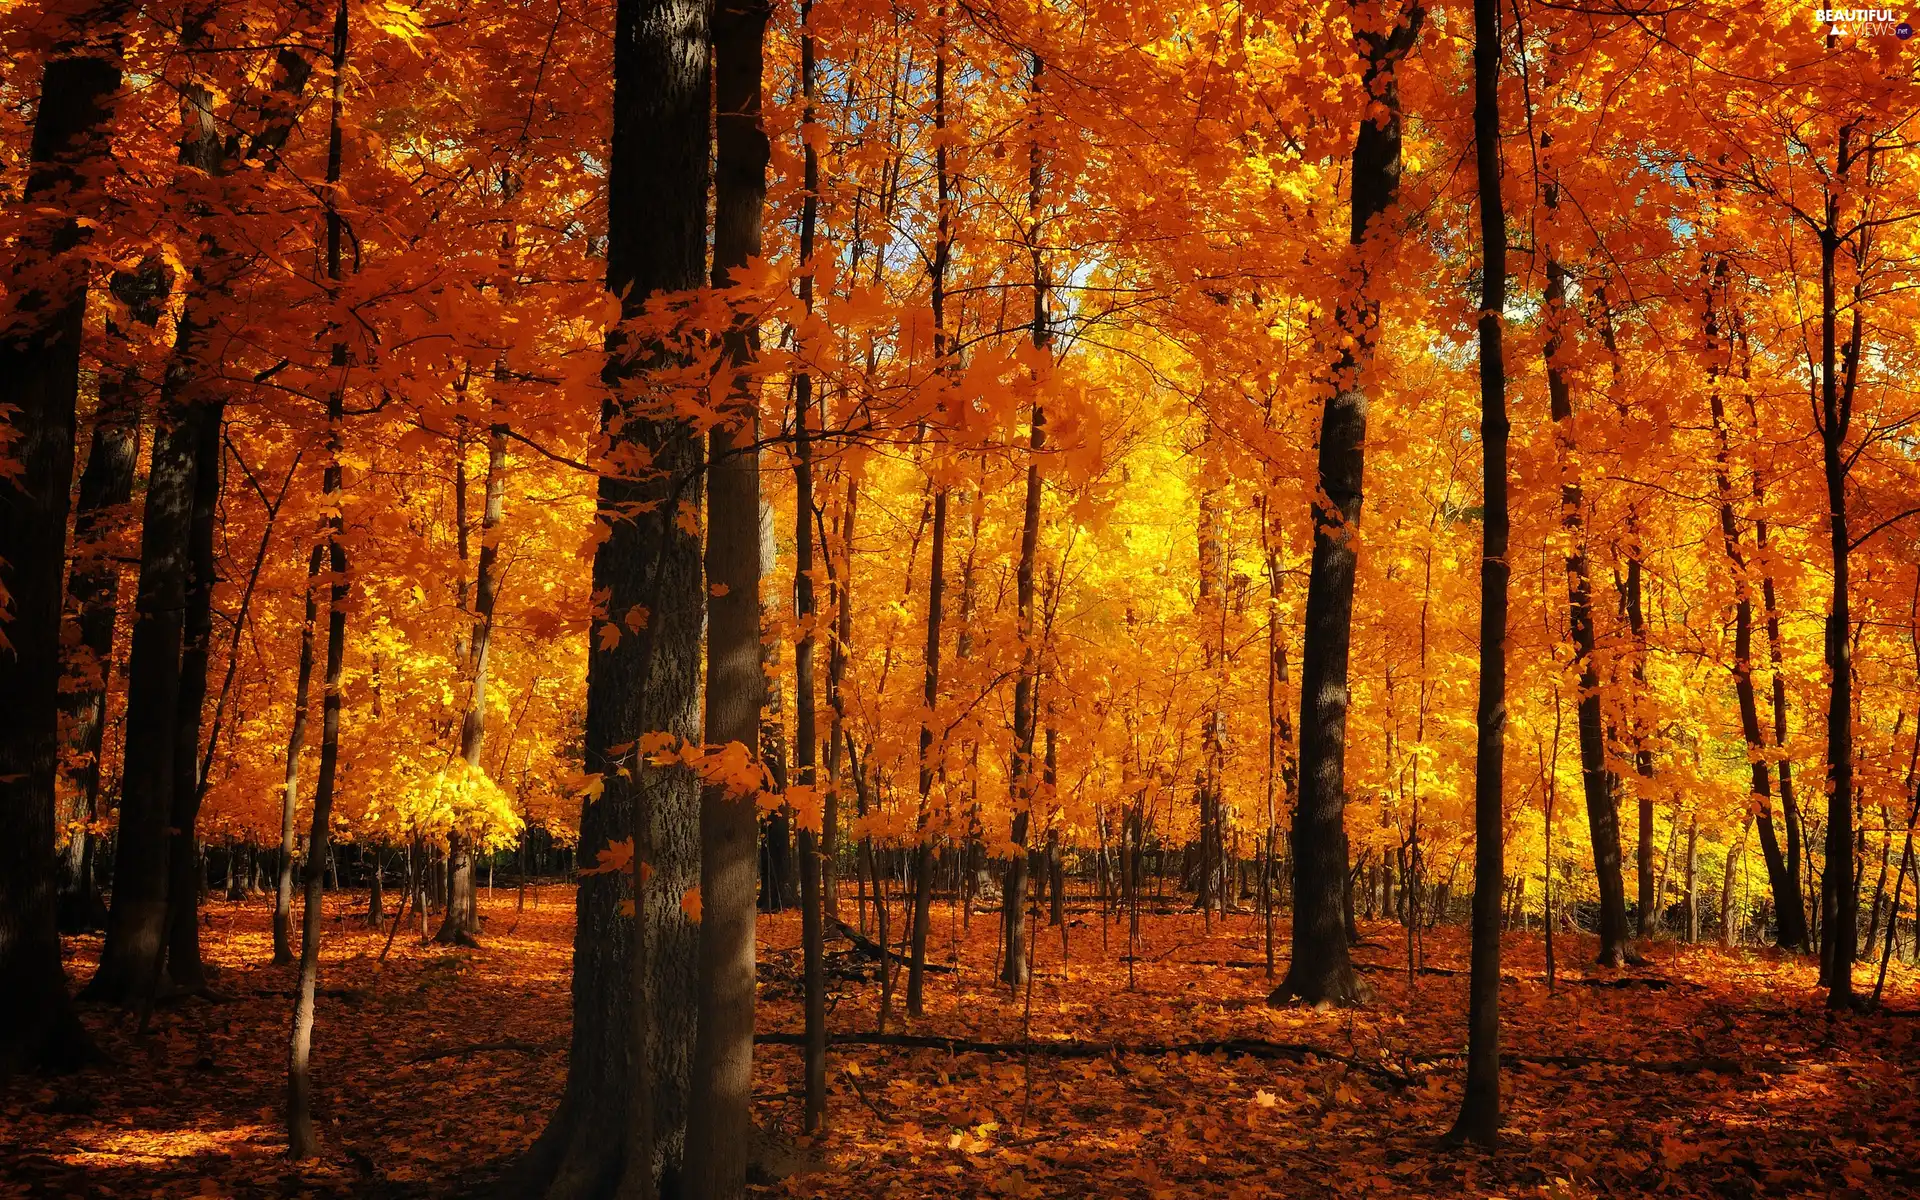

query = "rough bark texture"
504;0;708;1187
0;21;124;1076
1454;0;1505;1144
1274;2;1421;1009
683;2;770;1188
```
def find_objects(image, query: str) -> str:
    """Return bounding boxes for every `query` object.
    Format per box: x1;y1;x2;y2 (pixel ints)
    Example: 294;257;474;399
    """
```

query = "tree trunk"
792;13;828;1126
1722;815;1751;947
1453;0;1505;1143
503;0;708;1186
1539;220;1631;966
85;404;198;1004
57;264;156;934
438;408;507;946
0;16;123;1073
1817;173;1864;1007
683;4;769;1190
1275;1;1422;1009
162;394;225;994
287;4;352;1156
275;546;323;965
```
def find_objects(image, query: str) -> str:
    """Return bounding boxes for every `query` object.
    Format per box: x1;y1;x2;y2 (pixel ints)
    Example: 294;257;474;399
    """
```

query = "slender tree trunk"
1276;0;1423;1008
792;10;827;1127
1722;815;1751;947
287;3;352;1157
1538;209;1630;964
0;10;124;1072
1453;0;1506;1143
274;547;323;966
1818;169;1865;1007
437;409;507;945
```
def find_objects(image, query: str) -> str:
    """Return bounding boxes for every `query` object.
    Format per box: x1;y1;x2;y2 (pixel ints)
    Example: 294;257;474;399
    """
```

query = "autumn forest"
3;0;1920;1193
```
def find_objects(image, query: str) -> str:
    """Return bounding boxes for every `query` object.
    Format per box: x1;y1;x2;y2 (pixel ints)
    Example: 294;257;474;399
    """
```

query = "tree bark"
1275;0;1422;1009
437;408;507;946
287;2;352;1157
56;264;158;934
0;10;124;1074
683;2;770;1191
504;0;707;1188
1453;0;1506;1144
1538;217;1630;965
792;9;828;1126
275;545;324;965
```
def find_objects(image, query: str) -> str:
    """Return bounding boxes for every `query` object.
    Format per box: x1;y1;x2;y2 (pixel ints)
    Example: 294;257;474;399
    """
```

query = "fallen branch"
1408;1050;1805;1076
406;1039;544;1063
831;919;958;973
755;1031;1415;1087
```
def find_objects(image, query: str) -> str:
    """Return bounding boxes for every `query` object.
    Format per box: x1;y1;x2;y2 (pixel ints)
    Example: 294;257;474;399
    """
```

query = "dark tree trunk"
1453;0;1506;1144
56;264;157;934
287;4;352;1157
792;14;828;1126
0;17;124;1075
1704;277;1808;954
684;4;770;1190
162;394;224;993
1817;180;1865;1008
505;0;708;1186
1539;227;1631;966
1001;50;1049;991
1275;1;1422;1009
907;481;945;1013
85;406;197;1003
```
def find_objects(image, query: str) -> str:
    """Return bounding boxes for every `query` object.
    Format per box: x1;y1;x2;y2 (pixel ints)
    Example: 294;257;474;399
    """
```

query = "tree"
1452;0;1508;1144
683;0;771;1189
505;0;708;1185
1273;0;1423;1009
0;1;123;1076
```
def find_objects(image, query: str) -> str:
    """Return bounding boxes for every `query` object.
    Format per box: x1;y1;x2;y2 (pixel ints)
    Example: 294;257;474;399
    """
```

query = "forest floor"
6;888;1920;1198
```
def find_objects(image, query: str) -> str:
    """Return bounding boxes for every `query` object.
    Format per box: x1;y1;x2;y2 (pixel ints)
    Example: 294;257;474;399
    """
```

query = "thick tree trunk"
56;265;156;934
1275;1;1422;1009
1453;0;1505;1144
85;405;197;1003
161;394;225;993
0;18;124;1074
506;0;708;1187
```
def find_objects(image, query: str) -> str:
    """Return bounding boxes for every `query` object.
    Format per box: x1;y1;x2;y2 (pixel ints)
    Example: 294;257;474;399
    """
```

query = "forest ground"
6;888;1920;1198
